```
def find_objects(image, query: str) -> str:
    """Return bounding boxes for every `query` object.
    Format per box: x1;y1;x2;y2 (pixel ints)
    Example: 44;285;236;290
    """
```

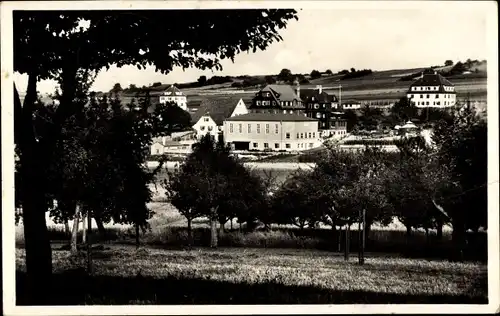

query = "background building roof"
260;84;301;102
410;73;454;87
225;112;318;122
190;97;244;125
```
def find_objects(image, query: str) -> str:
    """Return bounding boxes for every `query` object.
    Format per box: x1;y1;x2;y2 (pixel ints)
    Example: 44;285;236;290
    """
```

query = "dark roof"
300;88;337;103
410;73;454;87
190;97;244;125
225;112;318;122
260;84;300;102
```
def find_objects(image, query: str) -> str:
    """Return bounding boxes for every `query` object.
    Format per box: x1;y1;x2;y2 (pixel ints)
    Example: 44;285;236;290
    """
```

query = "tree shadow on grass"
16;270;487;305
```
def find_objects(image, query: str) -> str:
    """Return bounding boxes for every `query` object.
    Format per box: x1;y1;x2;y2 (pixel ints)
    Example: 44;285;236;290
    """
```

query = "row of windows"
412;86;439;92
255;100;302;107
415;101;454;106
253;142;315;149
410;94;454;99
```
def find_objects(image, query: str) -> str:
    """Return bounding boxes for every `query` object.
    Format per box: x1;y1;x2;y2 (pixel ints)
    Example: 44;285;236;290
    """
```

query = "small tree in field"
164;135;266;246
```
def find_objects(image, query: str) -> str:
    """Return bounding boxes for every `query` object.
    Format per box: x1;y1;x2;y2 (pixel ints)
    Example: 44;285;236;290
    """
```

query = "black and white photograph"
1;1;499;314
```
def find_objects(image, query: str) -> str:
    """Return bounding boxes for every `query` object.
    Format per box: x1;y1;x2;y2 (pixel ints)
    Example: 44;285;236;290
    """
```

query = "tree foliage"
14;9;298;299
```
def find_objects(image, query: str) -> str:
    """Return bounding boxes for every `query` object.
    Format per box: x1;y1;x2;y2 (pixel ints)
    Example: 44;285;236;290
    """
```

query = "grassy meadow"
15;246;487;304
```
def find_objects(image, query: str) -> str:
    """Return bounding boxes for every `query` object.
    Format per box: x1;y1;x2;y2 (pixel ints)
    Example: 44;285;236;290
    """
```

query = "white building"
407;71;456;108
159;85;188;111
191;97;249;140
341;100;362;110
223;113;321;152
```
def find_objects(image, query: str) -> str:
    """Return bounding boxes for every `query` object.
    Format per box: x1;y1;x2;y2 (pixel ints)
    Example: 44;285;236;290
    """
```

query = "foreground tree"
432;106;487;259
14;9;298;301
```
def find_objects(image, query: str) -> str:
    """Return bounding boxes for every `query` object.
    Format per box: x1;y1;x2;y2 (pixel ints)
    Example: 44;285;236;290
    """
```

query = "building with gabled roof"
190;97;248;139
249;82;305;115
407;71;456;108
159;85;187;111
300;85;345;138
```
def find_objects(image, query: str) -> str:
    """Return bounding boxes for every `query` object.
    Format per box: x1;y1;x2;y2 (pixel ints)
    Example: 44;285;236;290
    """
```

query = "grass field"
15;246;488;304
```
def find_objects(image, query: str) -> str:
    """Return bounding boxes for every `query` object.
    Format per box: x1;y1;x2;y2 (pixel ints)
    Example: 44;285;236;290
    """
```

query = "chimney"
296;80;300;99
316;85;323;94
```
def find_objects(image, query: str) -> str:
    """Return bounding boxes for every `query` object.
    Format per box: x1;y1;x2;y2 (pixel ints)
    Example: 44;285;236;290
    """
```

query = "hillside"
107;60;486;105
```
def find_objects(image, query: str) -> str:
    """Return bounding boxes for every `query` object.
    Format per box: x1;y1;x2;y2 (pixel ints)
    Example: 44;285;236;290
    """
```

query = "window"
420;95;423;99
156;149;160;154
410;94;414;98
286;144;291;149
275;143;279;149
437;101;440;106
435;94;439;98
314;104;319;109
248;124;251;133
289;110;293;114
265;124;269;134
257;124;261;133
300;133;304;139
316;113;322;118
304;133;308;139
208;126;213;131
308;132;312;138
286;132;290;139
264;143;269;148
253;143;258;148
322;113;326;118
238;124;242;133
204;117;209;122
256;100;261;106
426;94;430;98
275;124;279;134
426;101;429;105
313;133;315;138
309;143;313;148
229;124;233;133
200;126;205;131
272;101;276;105
283;110;287;114
297;133;299;138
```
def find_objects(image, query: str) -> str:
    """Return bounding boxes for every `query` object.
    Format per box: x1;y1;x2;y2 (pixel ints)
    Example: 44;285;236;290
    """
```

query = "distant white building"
159;85;187;111
341;99;362;110
407;71;456;108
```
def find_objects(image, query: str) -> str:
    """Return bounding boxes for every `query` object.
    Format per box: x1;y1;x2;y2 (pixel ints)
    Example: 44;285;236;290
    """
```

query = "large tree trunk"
95;215;106;239
82;213;87;244
87;212;93;274
71;205;80;253
17;75;54;304
64;220;70;237
210;207;218;248
436;220;444;241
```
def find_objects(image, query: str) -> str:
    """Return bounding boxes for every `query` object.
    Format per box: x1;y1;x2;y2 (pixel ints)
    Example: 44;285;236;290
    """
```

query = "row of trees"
164;105;487;259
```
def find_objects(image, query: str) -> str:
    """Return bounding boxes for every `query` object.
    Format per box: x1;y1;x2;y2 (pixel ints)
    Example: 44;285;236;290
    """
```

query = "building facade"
248;82;306;115
191;97;248;139
407;71;456;108
159;85;188;111
223;113;321;152
301;85;342;132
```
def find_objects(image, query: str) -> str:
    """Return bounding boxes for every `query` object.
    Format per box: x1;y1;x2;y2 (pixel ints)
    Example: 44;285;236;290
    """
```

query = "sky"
13;4;489;95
